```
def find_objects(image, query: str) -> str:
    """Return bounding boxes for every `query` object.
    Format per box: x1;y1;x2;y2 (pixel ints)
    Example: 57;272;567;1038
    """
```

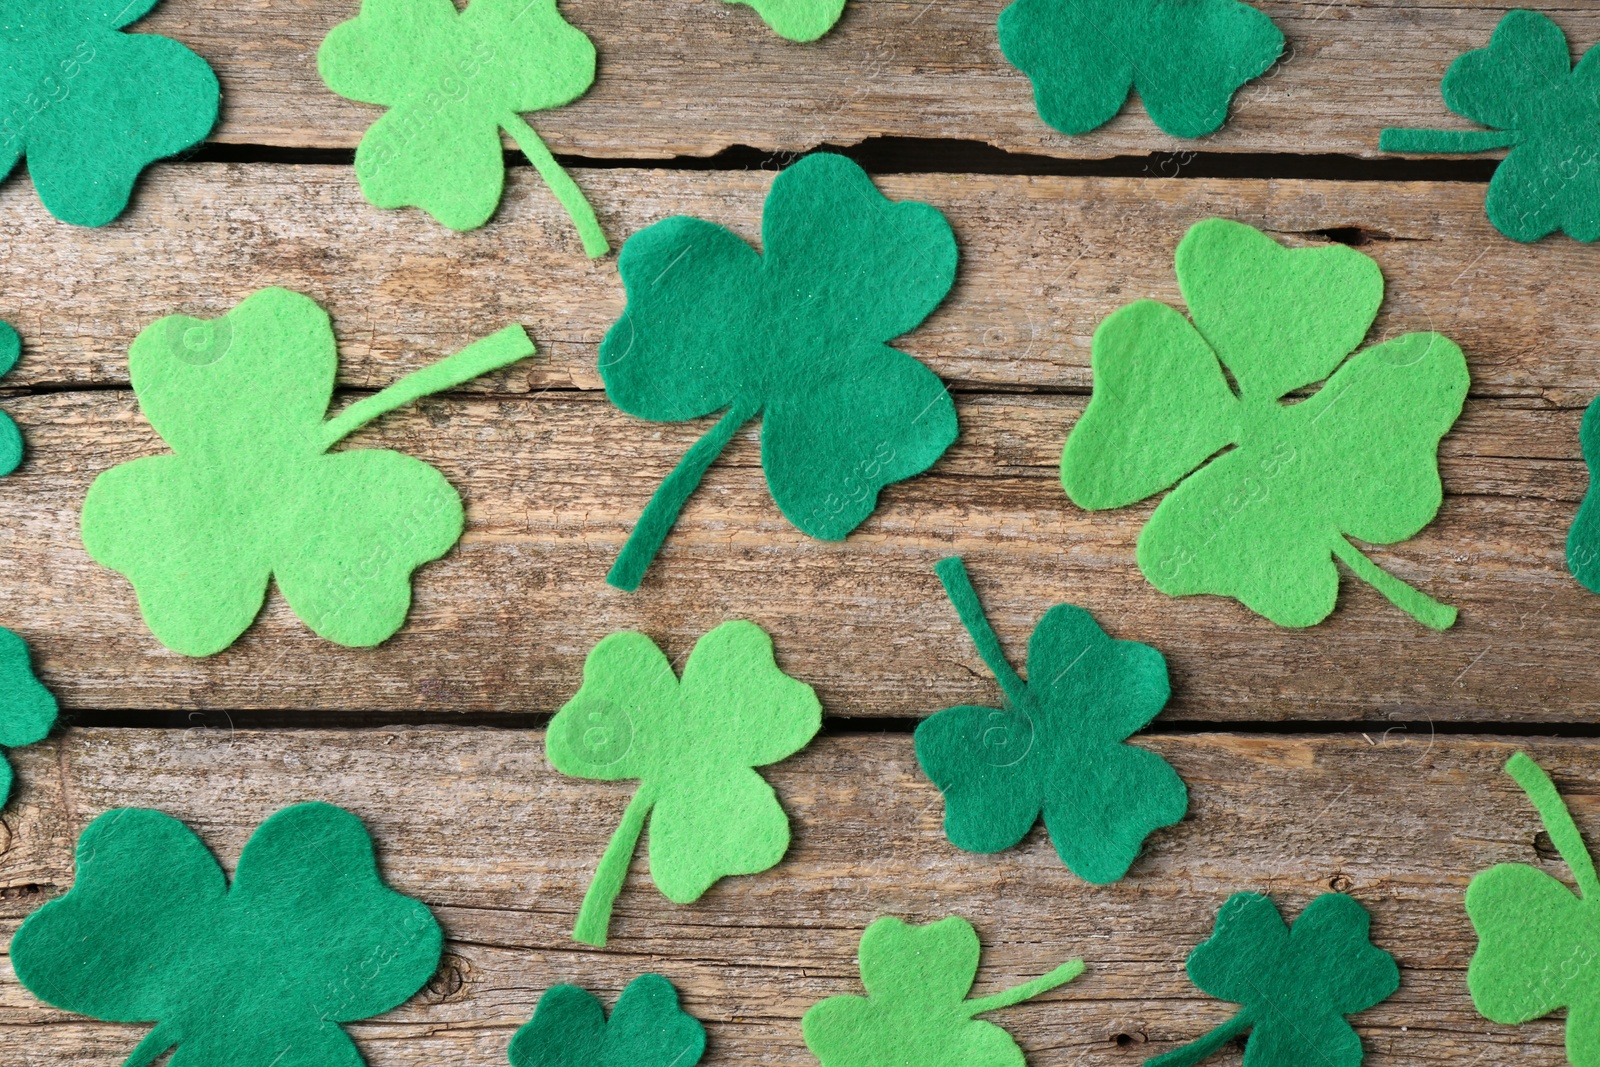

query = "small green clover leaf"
1061;218;1469;630
548;620;821;947
729;0;845;42
0;627;57;808
914;557;1186;884
599;152;958;590
319;0;607;256
79;287;535;656
0;0;219;226
997;0;1283;139
1568;395;1600;590
1147;893;1398;1067
1382;11;1600;243
508;974;707;1067
10;802;443;1067
0;319;27;473
802;915;1085;1067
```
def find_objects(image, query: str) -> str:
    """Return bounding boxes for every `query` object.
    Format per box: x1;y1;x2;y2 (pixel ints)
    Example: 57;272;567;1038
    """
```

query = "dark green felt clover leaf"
0;627;57;808
509;974;706;1067
802;915;1084;1067
997;0;1284;138
1061;218;1469;630
1147;892;1398;1067
915;557;1186;884
1381;11;1600;243
548;620;821;947
1568;395;1600;591
9;802;443;1067
598;152;959;591
0;0;219;226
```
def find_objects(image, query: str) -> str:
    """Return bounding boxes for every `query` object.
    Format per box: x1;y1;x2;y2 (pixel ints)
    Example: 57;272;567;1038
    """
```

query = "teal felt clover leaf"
1568;395;1600;590
915;557;1186;884
1061;218;1469;630
0;627;57;808
0;319;27;473
10;802;443;1067
1382;11;1600;243
509;974;707;1067
599;152;959;591
1148;893;1399;1067
548;620;821;947
998;0;1284;138
0;0;219;226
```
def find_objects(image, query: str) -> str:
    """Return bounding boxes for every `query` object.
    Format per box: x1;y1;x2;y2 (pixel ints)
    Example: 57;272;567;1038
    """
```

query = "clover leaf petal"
1567;395;1600;590
509;974;706;1067
727;0;845;42
0;627;57;808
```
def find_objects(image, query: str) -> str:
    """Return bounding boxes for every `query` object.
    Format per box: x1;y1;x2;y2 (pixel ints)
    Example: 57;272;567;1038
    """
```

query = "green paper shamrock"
997;0;1284;139
509;974;706;1067
914;557;1186;884
10;802;443;1067
1381;11;1600;243
1148;892;1398;1067
0;0;219;226
548;620;821;947
0;319;27;473
1569;395;1600;590
0;627;57;807
598;152;959;591
802;915;1085;1067
319;0;607;257
1061;218;1469;630
79;287;535;657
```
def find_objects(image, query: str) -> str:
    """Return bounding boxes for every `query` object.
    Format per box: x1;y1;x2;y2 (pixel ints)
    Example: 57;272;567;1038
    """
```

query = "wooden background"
0;0;1596;1063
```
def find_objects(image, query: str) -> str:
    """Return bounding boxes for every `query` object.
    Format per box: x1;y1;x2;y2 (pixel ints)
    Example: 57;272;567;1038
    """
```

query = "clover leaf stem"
934;556;1032;711
573;782;658;947
962;958;1084;1017
1379;129;1519;154
502;113;609;259
1145;1009;1254;1067
1506;751;1600;900
1329;537;1456;631
120;1021;178;1067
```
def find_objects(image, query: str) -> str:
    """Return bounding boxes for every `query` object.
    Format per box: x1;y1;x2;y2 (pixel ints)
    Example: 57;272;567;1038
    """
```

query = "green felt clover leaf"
1570;396;1600;591
915;557;1186;884
732;0;844;42
319;0;607;256
0;319;27;473
1061;218;1469;630
1148;892;1398;1067
1381;11;1600;243
997;0;1283;139
0;0;219;226
549;620;821;947
10;802;443;1067
803;915;1084;1067
79;287;535;657
509;974;707;1067
0;627;57;808
599;152;959;591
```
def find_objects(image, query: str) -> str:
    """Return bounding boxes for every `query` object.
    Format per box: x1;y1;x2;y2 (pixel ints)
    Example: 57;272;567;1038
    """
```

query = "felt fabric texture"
547;620;821;947
0;319;25;474
1147;892;1398;1067
727;0;845;42
1569;395;1600;591
1465;752;1600;1067
997;0;1283;138
1380;11;1600;243
79;287;535;657
0;0;219;226
9;802;442;1067
1061;218;1468;631
802;915;1084;1067
508;974;706;1067
0;627;57;807
319;0;607;256
914;557;1186;884
599;152;958;591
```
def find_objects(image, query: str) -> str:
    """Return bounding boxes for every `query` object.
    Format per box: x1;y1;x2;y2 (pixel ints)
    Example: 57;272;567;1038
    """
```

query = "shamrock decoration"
548;620;821;947
0;319;27;473
1381;11;1600;243
10;802;443;1067
599;152;958;591
0;0;219;226
733;0;845;42
1061;218;1469;630
997;0;1284;138
509;974;706;1067
319;0;608;256
1569;395;1600;590
0;627;57;807
915;557;1186;884
79;287;535;656
802;915;1084;1067
1148;893;1398;1067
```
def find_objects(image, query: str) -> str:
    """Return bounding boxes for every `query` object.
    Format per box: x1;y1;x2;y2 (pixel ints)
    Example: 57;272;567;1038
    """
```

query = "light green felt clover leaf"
318;0;607;256
80;287;534;657
1061;218;1469;630
802;915;1084;1067
9;802;443;1067
548;620;821;947
508;974;706;1067
730;0;845;42
0;627;57;808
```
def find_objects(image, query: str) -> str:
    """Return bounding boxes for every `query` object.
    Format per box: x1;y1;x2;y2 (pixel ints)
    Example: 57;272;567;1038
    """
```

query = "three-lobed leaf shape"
1567;395;1600;591
79;287;534;656
1062;218;1469;630
599;152;959;590
10;802;442;1067
548;620;821;946
0;627;57;807
508;974;706;1067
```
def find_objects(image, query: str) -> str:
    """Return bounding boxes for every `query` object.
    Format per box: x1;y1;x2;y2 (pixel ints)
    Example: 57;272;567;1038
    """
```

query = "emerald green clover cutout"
509;974;707;1067
1061;218;1469;630
79;287;535;657
0;626;56;808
